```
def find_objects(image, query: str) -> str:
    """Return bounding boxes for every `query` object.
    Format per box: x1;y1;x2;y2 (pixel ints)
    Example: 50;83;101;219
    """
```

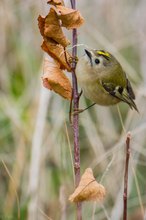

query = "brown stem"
70;0;82;219
123;132;131;220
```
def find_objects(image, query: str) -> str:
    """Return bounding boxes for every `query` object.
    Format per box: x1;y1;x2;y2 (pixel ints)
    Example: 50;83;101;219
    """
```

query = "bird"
75;49;138;112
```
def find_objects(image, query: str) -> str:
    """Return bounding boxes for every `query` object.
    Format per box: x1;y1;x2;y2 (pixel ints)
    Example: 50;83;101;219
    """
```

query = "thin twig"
117;105;126;134
63;47;71;68
123;132;131;220
131;158;145;217
63;48;73;124
69;88;74;124
64;121;75;186
100;153;115;184
70;0;82;219
39;208;53;220
1;160;20;220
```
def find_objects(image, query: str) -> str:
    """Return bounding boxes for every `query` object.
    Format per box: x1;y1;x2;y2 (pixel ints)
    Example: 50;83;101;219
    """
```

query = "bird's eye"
95;58;100;64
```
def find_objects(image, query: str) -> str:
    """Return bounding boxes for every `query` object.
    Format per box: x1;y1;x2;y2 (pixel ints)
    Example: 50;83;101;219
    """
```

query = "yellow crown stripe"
97;51;110;58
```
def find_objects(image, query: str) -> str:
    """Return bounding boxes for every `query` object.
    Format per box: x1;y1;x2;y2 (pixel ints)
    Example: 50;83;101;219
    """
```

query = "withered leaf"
42;58;72;100
56;6;84;29
38;15;45;36
69;168;106;202
47;0;64;6
41;39;71;71
44;8;70;47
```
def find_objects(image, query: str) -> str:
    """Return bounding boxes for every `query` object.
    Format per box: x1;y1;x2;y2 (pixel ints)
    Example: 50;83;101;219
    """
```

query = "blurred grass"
0;0;146;219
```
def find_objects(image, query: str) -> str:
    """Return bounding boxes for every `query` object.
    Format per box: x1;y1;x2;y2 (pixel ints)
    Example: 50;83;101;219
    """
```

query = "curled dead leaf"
44;8;70;47
41;39;71;71
56;6;84;29
42;58;72;100
38;15;45;36
47;0;64;6
69;168;106;202
38;1;84;72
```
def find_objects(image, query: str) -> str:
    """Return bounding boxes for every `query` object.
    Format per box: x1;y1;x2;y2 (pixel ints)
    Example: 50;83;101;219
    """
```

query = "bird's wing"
101;80;138;112
126;77;135;99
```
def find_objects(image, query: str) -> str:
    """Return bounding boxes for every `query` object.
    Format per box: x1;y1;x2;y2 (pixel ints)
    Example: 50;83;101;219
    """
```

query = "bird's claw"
72;108;84;115
69;56;78;64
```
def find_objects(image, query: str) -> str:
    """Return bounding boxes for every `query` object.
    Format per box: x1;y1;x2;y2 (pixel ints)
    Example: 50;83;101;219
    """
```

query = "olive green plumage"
75;49;138;111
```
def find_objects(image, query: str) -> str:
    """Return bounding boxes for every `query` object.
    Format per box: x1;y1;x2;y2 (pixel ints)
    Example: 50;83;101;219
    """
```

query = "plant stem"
123;132;131;220
70;0;82;219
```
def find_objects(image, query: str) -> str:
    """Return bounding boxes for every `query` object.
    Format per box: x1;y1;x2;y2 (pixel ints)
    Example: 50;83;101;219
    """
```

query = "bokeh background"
0;0;146;219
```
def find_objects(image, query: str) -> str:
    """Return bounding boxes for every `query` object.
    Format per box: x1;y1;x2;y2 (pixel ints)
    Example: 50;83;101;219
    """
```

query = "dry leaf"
41;39;71;71
47;0;64;6
38;2;84;72
56;6;84;29
44;8;70;47
69;168;106;202
41;38;71;71
38;15;45;36
42;58;72;100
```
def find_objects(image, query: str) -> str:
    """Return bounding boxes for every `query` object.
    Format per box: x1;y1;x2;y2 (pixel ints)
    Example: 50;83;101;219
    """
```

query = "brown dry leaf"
44;8;70;47
41;38;71;71
69;168;106;202
56;5;84;29
47;0;64;6
42;58;72;100
38;15;45;36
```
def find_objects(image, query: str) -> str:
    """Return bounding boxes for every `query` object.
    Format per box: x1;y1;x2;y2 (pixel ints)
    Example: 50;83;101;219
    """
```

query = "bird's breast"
79;80;120;106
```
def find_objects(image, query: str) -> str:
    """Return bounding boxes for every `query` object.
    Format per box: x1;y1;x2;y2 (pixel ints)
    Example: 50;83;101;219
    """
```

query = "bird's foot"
72;108;85;115
69;56;78;65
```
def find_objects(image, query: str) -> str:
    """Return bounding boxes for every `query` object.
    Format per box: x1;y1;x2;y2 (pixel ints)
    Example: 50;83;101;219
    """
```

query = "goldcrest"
76;49;138;111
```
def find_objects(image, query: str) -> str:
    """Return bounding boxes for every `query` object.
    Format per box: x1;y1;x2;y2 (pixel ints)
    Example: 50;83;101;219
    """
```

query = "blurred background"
0;0;146;219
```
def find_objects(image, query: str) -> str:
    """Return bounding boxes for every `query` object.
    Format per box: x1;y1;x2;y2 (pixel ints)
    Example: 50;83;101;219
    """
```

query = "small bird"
75;49;138;112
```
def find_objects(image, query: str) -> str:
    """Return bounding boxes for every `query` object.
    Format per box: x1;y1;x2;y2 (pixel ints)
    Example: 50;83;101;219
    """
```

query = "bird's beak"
84;49;93;66
85;49;92;59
